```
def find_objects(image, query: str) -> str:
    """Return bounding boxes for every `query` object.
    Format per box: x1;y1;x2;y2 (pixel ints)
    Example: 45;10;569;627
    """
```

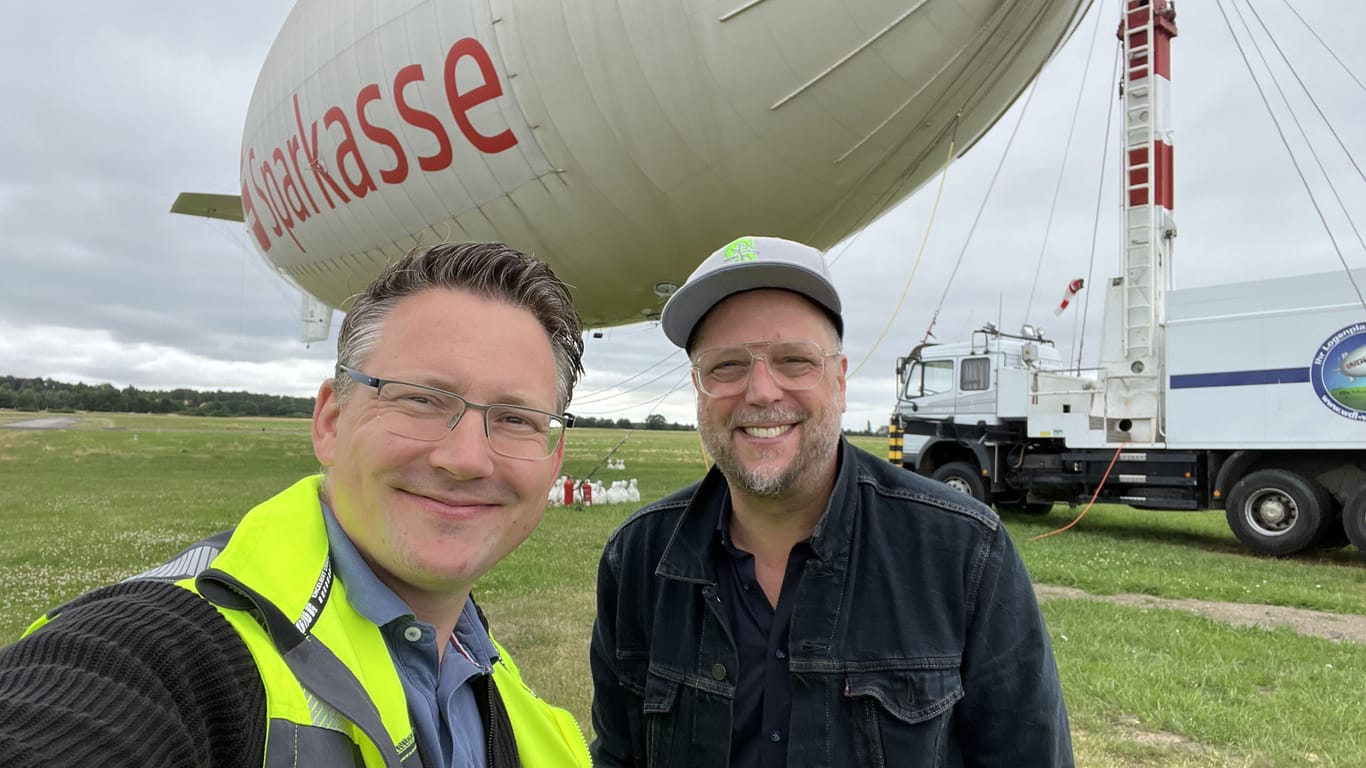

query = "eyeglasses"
339;366;572;460
690;340;843;398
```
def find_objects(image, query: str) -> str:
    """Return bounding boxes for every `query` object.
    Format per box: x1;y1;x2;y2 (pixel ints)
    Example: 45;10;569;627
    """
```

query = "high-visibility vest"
31;476;590;768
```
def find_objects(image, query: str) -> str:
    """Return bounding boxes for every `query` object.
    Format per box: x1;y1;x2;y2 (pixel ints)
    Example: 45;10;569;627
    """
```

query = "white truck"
888;0;1366;557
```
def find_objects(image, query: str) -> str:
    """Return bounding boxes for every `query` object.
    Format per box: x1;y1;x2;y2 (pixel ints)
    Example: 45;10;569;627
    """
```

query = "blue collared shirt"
323;505;498;768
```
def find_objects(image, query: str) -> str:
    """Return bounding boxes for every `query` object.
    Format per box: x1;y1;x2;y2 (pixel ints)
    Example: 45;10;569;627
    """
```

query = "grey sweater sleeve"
0;580;267;767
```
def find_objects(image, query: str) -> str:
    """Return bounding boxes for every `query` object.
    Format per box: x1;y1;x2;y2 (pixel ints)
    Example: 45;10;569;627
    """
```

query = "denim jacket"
590;441;1073;767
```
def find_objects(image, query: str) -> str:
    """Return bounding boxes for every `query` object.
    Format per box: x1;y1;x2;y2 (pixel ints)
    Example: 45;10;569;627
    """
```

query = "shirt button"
403;626;422;642
775;649;787;660
770;730;783;743
710;663;727;681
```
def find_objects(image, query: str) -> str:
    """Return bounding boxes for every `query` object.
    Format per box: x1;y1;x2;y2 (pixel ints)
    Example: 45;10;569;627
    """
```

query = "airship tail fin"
170;192;244;223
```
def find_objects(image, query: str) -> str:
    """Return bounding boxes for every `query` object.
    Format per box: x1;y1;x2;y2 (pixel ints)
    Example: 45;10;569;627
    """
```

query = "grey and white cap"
660;235;843;349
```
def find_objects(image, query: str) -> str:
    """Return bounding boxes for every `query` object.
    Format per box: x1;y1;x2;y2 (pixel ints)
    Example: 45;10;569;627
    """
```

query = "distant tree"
644;413;668;430
86;384;119;412
14;390;37;411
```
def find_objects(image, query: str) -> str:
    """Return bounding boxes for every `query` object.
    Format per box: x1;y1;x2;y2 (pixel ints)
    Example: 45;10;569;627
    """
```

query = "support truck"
888;0;1366;557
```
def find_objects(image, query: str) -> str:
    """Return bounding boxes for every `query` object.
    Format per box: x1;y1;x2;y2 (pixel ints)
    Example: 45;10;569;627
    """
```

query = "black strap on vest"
197;568;414;768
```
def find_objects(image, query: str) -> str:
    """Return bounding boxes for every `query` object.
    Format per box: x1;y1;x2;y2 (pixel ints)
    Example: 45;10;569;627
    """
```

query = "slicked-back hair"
333;242;585;412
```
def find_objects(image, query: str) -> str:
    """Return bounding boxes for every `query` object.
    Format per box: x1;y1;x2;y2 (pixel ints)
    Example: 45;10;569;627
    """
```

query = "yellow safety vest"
32;476;589;768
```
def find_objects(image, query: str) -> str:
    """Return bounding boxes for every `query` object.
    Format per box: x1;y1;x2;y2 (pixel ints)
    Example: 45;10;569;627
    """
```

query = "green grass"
2;412;1365;766
1004;505;1366;614
1328;387;1366;410
1046;598;1366;767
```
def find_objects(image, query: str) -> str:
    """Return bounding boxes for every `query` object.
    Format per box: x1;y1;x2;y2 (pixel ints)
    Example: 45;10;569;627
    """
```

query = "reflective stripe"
128;530;233;582
198;568;407;768
305;691;347;731
265;720;362;767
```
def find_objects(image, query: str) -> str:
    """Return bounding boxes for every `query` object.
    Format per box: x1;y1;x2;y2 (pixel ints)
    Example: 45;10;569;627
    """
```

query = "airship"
1342;345;1366;380
172;0;1090;335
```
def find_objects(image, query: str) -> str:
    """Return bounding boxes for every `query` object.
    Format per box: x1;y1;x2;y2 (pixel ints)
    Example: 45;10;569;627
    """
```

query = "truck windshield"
904;359;953;399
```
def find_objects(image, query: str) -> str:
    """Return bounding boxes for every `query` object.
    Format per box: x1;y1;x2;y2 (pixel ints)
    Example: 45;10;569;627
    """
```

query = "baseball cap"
660;235;844;349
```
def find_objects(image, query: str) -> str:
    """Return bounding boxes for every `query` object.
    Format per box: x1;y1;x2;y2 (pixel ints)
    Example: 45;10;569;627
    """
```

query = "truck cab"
893;325;1062;512
897;324;1060;433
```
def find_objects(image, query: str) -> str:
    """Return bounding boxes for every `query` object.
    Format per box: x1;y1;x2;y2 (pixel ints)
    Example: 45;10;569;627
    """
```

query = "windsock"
1054;278;1085;316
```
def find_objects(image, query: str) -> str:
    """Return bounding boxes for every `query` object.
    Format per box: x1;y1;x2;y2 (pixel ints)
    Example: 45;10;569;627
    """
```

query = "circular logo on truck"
1312;322;1366;421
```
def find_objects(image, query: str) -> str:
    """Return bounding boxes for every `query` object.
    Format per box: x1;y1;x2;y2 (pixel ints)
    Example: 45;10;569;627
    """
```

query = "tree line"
569;413;694;431
0;375;700;428
0;376;315;418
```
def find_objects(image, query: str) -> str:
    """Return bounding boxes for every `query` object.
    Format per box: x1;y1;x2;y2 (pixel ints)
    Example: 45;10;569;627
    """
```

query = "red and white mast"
1099;0;1178;443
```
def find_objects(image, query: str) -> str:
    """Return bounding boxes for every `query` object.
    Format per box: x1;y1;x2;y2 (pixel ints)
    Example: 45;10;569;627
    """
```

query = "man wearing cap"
589;236;1072;767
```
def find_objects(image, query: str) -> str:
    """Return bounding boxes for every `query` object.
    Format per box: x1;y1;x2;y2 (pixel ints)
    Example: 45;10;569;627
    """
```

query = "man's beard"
700;404;841;499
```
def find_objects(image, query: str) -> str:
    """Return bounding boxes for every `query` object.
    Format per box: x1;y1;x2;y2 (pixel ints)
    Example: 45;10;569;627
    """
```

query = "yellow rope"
848;133;958;379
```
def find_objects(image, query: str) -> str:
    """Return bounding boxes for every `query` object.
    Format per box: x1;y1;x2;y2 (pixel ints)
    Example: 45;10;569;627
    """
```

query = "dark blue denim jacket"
590;441;1073;767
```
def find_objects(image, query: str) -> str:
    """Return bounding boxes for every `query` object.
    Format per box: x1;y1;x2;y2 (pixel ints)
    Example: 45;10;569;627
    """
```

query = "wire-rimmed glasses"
340;365;571;460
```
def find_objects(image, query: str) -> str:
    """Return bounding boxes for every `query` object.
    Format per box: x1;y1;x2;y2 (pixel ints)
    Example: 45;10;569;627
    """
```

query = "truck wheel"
931;462;988;504
1342;486;1366;559
1225;469;1331;556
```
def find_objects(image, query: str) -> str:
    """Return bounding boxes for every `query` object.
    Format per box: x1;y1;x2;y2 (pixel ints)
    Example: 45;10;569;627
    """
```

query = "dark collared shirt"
714;497;813;768
323;505;497;768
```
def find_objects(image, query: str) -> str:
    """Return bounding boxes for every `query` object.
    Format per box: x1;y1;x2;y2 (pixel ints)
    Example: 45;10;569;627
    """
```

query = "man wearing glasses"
589;236;1072;767
0;243;592;767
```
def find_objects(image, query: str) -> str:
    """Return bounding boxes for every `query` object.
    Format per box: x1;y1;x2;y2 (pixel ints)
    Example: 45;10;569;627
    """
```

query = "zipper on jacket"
485;674;497;766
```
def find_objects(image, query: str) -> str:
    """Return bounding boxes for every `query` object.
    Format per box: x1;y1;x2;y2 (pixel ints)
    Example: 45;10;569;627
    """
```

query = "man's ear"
312;378;341;467
835;353;849;413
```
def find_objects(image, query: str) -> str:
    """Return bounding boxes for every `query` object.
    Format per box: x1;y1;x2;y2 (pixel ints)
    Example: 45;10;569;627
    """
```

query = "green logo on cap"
723;237;758;263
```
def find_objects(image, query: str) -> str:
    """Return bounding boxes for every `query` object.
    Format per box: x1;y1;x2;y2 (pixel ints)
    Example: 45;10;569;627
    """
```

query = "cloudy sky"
2;1;1362;430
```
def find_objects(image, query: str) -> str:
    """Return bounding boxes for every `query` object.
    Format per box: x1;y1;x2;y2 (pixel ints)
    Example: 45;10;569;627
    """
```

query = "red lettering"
293;94;350;207
239;157;271;252
286;135;321;215
247;148;283;239
323;107;378;198
394;64;453;172
246;34;519;251
356;83;409;185
444;38;517;154
260;156;305;251
273;148;311;222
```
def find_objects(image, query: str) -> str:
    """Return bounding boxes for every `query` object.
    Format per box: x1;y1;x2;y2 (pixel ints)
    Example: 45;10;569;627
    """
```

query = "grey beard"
701;405;839;500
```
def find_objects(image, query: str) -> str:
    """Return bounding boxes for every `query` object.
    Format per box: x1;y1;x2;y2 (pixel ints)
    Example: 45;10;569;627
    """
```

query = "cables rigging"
1216;0;1366;310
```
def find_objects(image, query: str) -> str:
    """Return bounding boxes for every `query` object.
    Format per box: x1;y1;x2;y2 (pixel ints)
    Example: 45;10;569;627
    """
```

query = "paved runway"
1;416;78;430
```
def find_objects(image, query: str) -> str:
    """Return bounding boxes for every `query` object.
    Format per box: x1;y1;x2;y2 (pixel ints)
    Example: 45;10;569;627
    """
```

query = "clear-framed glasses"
339;366;572;460
690;340;843;398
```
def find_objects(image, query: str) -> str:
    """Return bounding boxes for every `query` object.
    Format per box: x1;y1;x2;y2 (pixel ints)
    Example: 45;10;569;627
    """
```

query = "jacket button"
710;663;727;681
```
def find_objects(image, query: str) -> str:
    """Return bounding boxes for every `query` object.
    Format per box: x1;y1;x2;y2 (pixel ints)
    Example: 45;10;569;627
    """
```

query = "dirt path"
1036;584;1366;644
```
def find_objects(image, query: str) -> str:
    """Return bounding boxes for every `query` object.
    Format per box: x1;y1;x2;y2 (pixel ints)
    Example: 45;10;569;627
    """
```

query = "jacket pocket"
845;667;963;768
643;670;682;766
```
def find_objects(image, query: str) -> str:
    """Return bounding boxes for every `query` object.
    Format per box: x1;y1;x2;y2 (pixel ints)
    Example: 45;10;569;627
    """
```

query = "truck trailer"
888;0;1366;557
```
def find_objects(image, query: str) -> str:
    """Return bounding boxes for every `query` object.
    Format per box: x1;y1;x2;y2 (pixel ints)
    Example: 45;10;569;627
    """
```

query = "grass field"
2;412;1364;766
1328;386;1366;410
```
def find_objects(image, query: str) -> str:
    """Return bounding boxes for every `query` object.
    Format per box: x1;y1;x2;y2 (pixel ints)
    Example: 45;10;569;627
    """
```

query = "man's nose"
429;408;496;478
743;359;784;404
